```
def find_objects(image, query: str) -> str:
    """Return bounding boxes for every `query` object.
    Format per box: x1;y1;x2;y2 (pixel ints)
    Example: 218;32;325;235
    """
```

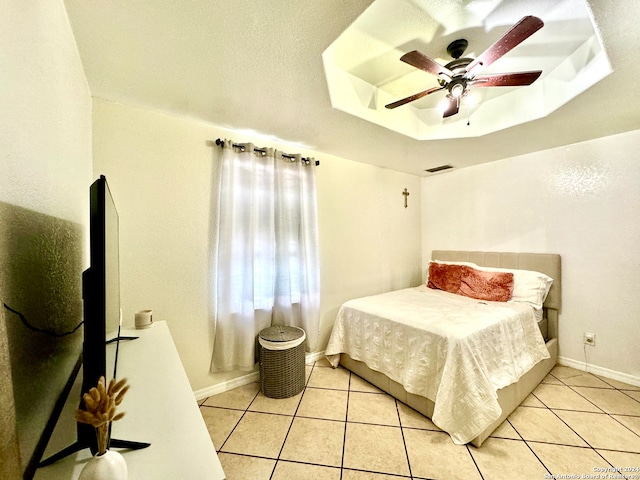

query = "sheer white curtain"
210;141;320;372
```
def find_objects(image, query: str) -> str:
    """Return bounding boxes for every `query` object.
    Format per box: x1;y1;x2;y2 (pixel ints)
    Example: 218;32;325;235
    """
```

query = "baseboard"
305;350;326;364
195;371;260;401
558;356;640;387
194;351;327;400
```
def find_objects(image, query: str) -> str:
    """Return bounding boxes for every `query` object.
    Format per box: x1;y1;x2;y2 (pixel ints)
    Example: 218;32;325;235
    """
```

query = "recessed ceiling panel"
323;0;612;140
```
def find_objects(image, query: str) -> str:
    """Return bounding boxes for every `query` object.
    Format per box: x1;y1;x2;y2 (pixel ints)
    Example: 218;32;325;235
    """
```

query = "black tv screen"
84;174;121;384
79;175;122;450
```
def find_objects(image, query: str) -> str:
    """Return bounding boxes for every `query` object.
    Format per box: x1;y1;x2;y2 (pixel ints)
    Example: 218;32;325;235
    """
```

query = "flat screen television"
38;175;148;468
83;174;122;396
79;174;124;451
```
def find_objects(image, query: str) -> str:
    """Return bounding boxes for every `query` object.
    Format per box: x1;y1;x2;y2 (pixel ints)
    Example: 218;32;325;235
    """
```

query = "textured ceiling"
63;0;640;176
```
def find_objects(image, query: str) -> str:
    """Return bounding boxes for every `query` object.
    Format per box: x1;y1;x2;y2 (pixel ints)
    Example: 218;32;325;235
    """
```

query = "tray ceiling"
323;0;611;140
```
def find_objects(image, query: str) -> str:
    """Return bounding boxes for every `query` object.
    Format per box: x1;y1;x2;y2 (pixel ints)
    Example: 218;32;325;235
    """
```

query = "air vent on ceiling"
425;164;454;173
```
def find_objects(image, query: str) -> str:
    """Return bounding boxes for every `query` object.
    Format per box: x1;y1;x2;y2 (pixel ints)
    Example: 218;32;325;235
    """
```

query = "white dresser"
35;321;225;479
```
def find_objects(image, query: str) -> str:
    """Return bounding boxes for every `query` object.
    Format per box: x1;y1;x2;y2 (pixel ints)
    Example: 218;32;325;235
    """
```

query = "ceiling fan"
385;15;544;118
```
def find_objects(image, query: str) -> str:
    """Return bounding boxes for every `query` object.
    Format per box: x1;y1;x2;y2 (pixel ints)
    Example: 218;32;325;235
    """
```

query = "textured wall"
0;0;92;477
0;1;91;225
316;155;423;348
0;202;84;475
421;129;640;384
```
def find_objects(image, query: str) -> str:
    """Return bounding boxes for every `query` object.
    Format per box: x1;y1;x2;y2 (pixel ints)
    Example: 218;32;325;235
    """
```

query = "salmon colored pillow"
458;266;514;302
427;262;463;294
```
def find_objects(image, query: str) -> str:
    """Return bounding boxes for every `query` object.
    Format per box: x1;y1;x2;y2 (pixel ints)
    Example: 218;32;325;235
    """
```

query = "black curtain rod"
215;138;320;166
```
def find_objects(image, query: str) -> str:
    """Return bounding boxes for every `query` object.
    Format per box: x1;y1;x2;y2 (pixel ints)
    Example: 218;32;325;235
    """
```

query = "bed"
325;250;561;447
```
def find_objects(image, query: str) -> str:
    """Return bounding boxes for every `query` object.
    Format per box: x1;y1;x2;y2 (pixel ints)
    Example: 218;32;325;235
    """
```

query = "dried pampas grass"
75;376;129;455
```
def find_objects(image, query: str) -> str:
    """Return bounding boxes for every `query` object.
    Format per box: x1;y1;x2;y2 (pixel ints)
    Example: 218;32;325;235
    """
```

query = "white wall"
421;129;640;384
92;98;422;392
0;0;92;225
317;155;423;348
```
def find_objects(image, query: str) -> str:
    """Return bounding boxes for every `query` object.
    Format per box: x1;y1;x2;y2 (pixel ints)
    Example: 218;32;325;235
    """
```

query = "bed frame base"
340;338;556;447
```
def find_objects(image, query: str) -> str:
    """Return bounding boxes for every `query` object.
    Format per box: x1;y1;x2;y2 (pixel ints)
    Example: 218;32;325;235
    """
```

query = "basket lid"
259;325;305;342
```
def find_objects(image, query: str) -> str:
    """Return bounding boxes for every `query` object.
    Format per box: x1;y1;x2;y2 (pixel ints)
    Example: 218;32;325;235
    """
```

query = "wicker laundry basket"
258;326;306;399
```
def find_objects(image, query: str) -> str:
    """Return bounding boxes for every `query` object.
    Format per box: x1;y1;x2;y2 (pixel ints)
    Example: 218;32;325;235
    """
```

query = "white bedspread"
325;285;550;444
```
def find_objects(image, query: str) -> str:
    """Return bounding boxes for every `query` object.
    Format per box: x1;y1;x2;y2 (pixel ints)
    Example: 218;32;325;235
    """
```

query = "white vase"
78;450;128;480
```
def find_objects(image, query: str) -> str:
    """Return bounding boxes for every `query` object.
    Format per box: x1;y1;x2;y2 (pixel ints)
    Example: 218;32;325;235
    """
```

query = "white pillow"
431;260;553;309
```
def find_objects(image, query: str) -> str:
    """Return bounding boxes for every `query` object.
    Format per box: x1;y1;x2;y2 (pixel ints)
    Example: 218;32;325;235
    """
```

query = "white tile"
220;411;292;458
348;391;400;426
343;423;410;476
469;438;548;480
279;417;345;467
554;410;640;453
404;429;481;479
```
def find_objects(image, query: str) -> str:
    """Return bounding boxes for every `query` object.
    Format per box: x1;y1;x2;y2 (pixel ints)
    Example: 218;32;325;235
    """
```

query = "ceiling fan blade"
400;50;454;79
385;86;445;109
471;70;542;87
466;16;544;74
442;98;459;118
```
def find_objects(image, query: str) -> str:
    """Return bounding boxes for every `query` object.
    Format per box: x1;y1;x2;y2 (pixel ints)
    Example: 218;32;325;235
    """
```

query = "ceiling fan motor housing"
443;58;473;75
447;39;468;59
439;57;473;88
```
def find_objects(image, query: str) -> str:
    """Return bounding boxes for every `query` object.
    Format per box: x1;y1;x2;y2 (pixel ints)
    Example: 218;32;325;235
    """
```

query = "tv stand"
37;441;84;468
108;437;151;450
38;436;151;468
35;321;225;479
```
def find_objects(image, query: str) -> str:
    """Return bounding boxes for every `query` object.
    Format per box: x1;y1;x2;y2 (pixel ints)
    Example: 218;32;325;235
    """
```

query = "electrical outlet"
584;332;596;346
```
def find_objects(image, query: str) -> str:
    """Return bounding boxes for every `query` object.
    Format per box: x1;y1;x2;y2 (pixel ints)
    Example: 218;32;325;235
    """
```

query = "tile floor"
199;361;640;479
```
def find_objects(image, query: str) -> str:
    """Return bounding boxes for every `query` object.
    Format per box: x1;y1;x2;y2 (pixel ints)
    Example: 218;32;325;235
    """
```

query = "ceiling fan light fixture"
450;83;465;98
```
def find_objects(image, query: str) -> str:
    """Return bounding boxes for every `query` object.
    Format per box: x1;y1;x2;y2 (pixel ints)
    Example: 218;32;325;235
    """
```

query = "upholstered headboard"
432;250;561;339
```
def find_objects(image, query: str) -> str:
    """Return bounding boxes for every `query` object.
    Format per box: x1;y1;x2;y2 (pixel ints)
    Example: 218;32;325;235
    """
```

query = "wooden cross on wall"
402;188;410;208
